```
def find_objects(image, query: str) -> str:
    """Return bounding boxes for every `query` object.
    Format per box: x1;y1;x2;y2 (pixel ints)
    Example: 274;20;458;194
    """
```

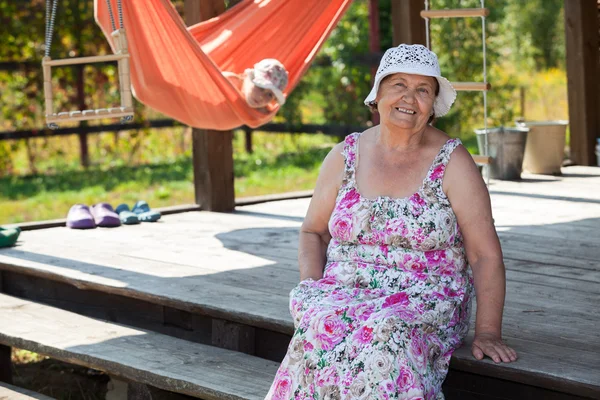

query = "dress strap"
426;138;462;184
342;132;360;184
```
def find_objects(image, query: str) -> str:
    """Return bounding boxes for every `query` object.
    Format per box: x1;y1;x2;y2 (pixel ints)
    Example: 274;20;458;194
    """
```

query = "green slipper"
115;204;140;225
0;227;20;248
132;201;161;222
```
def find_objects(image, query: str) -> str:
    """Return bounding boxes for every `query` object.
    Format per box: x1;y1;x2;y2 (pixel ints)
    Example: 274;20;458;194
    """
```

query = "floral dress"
265;132;474;400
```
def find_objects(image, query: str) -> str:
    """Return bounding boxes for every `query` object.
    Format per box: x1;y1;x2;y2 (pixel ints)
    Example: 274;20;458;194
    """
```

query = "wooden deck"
1;166;600;399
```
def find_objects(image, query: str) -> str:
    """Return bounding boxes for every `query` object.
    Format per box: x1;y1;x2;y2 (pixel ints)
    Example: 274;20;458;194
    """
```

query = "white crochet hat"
364;44;457;117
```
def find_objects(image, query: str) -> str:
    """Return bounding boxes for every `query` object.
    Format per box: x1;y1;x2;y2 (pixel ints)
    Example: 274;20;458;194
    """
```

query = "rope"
424;0;430;48
105;0;117;31
118;0;124;30
45;0;50;51
481;0;489;186
44;0;59;57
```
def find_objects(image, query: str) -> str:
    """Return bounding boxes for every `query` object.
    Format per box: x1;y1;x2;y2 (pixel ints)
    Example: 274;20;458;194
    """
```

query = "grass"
0;131;336;224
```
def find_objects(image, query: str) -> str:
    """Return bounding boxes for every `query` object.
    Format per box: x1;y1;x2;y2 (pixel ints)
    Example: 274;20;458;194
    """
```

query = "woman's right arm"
298;142;345;281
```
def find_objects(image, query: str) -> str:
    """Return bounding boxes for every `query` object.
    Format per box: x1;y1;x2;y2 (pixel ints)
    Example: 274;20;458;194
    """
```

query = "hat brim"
364;68;456;117
252;81;286;105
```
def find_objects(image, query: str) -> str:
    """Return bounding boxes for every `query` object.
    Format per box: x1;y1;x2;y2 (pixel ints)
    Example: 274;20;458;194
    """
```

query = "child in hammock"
223;59;289;113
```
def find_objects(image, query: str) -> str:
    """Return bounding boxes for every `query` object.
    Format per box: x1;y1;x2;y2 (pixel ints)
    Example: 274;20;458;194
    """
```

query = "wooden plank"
2;270;280;362
0;294;278;400
421;8;490;19
42;54;128;67
472;154;491;164
0;383;54;400
499;232;600;260
453;335;600;399
443;370;589;400
46;111;133;124
0;252;294;335
212;319;255;355
185;0;235;212
0;344;12;384
505;266;600;295
564;0;600;166
451;82;491;91
391;0;427;46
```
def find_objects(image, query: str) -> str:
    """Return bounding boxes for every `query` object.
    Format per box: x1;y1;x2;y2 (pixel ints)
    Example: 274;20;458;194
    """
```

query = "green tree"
501;0;565;70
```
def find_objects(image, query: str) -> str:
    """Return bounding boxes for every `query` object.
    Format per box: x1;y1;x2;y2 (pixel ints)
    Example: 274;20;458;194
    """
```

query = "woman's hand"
472;332;518;363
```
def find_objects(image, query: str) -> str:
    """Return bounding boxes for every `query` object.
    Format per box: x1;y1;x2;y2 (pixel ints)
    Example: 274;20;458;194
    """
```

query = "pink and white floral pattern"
265;132;473;400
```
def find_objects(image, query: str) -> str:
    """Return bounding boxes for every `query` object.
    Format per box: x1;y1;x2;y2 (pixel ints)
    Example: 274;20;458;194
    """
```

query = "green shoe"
115;204;140;225
132;201;161;222
0;227;20;248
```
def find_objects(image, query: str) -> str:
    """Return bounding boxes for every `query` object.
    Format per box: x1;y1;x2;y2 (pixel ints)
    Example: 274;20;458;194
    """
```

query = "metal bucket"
475;127;529;180
515;120;568;175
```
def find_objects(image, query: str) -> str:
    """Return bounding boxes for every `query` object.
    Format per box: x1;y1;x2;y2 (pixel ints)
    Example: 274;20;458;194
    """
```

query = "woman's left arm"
443;145;518;364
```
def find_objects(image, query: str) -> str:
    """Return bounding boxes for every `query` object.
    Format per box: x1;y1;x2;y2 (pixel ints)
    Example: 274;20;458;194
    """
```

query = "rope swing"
42;0;133;129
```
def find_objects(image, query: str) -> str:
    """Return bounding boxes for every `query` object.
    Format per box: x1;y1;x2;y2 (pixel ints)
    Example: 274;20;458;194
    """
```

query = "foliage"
297;0;373;126
0;131;338;224
500;0;565;70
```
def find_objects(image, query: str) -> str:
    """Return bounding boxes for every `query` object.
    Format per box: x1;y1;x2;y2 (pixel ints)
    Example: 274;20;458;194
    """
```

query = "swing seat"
46;107;134;124
43;28;133;128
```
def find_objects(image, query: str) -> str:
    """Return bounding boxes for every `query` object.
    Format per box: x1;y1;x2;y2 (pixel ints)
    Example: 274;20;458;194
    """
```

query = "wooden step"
0;294;278;400
1;209;600;399
451;82;491;91
472;154;491;165
421;8;490;19
0;383;54;400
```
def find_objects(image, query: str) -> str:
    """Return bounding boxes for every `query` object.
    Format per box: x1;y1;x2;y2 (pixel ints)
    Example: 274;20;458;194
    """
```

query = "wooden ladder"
42;29;133;128
421;3;492;166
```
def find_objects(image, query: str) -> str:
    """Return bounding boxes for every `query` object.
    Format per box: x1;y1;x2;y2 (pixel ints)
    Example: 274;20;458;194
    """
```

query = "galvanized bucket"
475;127;529;180
515;120;568;175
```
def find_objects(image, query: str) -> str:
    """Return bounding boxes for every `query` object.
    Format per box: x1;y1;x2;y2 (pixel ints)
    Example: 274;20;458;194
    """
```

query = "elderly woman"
265;44;517;399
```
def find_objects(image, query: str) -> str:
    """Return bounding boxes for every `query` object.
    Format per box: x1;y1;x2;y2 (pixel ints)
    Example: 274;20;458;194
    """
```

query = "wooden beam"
391;0;427;46
564;0;600;166
0;344;12;384
184;0;235;212
369;0;381;125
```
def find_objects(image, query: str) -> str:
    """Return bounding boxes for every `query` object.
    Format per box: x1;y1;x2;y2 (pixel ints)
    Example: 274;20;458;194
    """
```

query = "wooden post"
244;128;253;154
564;0;600;166
0;344;12;384
76;65;90;169
76;0;90;169
185;0;235;212
391;0;427;46
368;0;381;125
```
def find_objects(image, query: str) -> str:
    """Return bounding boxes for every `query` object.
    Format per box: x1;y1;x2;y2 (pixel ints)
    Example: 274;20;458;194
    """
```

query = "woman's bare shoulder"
322;141;345;173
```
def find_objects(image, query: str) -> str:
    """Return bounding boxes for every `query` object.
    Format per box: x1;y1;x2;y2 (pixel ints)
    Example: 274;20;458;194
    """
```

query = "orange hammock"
94;0;351;130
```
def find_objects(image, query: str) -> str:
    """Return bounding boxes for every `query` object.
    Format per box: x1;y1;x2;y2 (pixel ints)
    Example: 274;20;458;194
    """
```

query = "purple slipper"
66;204;96;229
91;203;121;228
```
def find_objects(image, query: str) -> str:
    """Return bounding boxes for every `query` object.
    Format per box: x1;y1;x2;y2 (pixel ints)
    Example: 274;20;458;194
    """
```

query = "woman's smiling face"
375;73;438;130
